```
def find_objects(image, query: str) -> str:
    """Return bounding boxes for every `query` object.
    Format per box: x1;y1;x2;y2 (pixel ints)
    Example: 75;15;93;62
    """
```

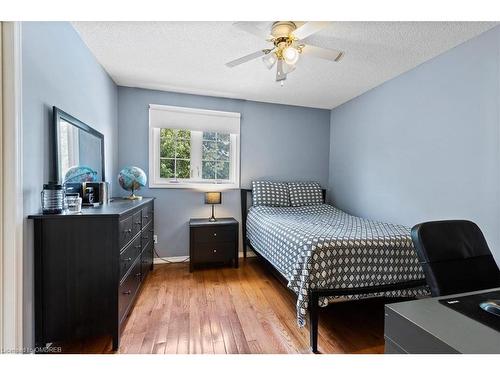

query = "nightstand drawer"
193;225;236;244
193;241;235;263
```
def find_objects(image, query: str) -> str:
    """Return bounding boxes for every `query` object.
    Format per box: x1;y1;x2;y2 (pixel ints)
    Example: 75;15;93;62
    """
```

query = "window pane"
217;141;230;161
176;159;191;179
160;158;175;178
160;129;175;158
217;133;230;143
217;161;230;180
202;161;216;179
156;127;235;185
177;129;191;140
203;131;217;141
202;140;218;160
176;137;191;159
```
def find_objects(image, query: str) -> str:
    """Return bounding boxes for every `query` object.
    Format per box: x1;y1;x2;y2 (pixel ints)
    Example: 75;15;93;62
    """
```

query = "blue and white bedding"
246;204;428;326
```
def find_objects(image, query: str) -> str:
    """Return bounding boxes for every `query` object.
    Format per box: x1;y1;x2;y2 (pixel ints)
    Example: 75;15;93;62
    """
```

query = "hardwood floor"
60;258;400;354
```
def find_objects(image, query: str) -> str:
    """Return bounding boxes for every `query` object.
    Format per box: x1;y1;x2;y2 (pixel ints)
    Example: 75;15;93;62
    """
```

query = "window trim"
148;105;241;189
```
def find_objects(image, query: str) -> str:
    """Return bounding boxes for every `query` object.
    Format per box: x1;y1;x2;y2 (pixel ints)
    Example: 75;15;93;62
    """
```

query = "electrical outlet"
153;235;158;244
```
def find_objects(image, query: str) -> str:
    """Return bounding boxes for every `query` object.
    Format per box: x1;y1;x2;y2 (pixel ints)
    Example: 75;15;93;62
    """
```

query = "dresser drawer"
132;210;142;235
193;225;236;244
141;204;153;227
193;241;235;263
141;221;153;249
118;259;141;323
119;215;134;249
119;235;142;281
141;242;153;281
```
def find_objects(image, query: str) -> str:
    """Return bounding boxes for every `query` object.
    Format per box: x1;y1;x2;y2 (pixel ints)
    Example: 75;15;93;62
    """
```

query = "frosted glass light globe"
283;46;299;65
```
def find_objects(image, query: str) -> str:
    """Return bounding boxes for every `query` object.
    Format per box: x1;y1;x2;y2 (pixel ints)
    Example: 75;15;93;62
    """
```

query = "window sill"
149;181;240;190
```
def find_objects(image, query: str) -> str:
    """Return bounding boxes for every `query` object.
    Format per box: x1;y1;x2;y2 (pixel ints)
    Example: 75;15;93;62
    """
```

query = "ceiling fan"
225;21;344;86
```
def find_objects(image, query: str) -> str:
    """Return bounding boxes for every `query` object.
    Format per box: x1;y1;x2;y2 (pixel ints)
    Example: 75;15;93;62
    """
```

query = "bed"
240;187;428;353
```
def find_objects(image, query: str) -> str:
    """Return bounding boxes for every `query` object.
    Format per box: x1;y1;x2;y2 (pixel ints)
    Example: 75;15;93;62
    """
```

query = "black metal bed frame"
240;188;427;353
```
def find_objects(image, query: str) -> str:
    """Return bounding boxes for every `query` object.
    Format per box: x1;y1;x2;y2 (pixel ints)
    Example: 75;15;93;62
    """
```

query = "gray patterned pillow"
288;182;323;207
252;181;290;207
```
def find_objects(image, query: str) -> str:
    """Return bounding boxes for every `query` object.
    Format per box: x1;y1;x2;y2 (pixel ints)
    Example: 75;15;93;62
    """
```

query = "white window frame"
148;104;241;189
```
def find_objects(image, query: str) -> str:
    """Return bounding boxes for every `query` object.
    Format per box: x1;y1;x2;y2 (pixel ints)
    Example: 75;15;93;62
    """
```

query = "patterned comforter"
246;204;428;326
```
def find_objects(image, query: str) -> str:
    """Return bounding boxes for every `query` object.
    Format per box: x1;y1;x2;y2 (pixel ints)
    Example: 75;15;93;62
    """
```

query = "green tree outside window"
202;132;230;180
159;129;191;179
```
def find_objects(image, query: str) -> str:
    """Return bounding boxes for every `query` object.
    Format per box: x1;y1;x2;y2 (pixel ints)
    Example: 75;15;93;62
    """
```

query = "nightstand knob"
213;249;217;253
123;290;131;295
213;233;217;237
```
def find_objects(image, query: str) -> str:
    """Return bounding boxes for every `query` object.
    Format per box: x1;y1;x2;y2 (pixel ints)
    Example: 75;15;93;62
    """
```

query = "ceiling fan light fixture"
262;52;277;69
283;46;300;65
226;21;344;86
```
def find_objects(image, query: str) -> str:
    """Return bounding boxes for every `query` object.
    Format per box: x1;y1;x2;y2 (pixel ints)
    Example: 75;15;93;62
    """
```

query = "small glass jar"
41;183;65;214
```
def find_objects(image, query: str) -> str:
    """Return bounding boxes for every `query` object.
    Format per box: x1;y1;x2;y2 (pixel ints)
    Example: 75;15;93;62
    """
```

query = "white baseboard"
153;250;255;264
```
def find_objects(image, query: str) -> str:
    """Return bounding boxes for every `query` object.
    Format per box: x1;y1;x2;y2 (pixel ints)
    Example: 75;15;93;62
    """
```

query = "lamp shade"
205;192;222;205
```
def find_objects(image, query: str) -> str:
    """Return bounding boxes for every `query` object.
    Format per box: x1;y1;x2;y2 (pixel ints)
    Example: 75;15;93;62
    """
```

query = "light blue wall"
329;26;500;262
118;87;331;257
22;22;118;347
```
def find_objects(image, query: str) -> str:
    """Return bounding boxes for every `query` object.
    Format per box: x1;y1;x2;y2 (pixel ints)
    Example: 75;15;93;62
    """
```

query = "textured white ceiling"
72;22;497;109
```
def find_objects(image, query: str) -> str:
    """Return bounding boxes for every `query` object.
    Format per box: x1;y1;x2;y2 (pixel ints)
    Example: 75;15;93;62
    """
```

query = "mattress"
246;204;428;326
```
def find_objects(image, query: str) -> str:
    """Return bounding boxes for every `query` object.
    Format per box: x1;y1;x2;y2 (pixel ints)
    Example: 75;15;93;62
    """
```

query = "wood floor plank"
58;258;391;354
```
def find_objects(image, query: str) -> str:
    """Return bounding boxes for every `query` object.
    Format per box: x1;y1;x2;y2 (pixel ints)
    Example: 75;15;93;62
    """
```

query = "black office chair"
411;220;500;297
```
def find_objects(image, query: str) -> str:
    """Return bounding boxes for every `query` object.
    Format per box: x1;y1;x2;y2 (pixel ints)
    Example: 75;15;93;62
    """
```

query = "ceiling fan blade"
292;22;330;40
233;22;272;39
276;60;287;82
226;50;268;68
282;62;296;74
302;44;344;62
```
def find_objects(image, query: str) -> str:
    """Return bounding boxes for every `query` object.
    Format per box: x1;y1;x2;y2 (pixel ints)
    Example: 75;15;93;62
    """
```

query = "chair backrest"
411;220;500;297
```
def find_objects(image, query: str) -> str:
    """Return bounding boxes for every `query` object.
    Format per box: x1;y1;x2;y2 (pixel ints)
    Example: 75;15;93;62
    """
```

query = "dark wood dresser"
28;197;155;351
189;217;239;272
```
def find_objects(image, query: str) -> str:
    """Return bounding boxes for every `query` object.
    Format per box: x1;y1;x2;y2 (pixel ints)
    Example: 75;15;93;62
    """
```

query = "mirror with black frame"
52;106;105;184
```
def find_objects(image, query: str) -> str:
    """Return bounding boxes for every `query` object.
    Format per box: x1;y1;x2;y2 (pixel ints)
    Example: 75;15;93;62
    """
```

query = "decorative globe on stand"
118;166;147;200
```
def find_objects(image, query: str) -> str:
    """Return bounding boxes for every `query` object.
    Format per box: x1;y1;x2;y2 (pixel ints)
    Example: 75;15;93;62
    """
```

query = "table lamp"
205;192;222;222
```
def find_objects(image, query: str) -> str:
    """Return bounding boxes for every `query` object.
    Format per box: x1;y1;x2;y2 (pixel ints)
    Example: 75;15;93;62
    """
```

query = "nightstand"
189;217;239;272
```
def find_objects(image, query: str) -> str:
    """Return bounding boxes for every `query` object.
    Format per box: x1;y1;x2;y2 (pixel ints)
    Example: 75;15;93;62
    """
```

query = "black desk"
384;287;500;354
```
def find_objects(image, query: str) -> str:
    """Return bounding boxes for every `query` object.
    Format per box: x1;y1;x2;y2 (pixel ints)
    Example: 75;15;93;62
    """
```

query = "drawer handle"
123;290;131;295
134;245;141;249
143;215;149;219
213;233;217;237
213;249;217;253
135;272;142;278
124;229;132;234
124;257;132;261
135;221;141;225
